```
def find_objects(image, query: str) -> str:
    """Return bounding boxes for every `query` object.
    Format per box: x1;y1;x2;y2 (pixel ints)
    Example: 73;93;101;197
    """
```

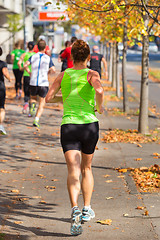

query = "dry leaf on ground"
11;189;19;193
97;219;112;225
14;221;23;224
136;206;144;210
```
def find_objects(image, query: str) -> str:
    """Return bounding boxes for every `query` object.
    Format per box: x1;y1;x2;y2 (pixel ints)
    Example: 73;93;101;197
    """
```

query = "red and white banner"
39;11;67;21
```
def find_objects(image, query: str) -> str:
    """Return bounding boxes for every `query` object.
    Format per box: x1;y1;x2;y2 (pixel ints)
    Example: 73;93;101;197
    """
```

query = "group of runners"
0;37;106;236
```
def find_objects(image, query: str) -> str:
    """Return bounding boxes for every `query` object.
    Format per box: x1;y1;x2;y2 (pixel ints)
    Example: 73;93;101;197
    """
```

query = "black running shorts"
61;122;99;154
29;86;49;98
0;81;6;108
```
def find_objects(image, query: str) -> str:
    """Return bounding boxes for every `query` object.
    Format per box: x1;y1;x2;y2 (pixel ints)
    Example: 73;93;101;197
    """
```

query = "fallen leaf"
135;158;142;161
123;213;129;217
11;189;19;193
117;175;124;178
32;196;41;199
39;200;46;204
97;219;112;225
153;152;160;156
144;210;149;216
103;174;110;178
106;197;114;200
118;169;127;173
51;133;57;136
1;170;11;173
45;186;56;191
37;174;46;178
136;206;144;210
137;144;142;148
14;221;23;224
105;180;113;183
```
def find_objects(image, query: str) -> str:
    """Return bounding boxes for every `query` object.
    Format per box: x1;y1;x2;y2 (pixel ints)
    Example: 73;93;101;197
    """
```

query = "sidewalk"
0;62;160;240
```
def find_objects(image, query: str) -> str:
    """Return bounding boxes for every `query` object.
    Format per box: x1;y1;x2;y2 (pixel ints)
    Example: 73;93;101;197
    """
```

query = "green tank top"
61;68;98;125
23;52;35;77
11;49;25;69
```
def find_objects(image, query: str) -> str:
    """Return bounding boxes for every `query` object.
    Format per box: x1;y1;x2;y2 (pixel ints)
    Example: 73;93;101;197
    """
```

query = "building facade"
0;0;34;60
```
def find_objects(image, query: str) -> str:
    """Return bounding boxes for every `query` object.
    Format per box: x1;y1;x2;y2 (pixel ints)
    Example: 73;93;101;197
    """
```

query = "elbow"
96;87;104;96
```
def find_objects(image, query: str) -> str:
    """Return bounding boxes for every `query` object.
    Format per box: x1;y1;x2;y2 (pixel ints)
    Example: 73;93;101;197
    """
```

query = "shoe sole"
82;213;95;222
71;213;82;236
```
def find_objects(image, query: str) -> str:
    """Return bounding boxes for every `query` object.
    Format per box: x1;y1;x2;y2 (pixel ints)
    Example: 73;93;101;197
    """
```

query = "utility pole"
23;0;27;50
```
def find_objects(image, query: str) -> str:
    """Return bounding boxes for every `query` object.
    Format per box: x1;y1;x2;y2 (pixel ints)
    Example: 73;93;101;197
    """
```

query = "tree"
55;0;160;133
6;14;23;45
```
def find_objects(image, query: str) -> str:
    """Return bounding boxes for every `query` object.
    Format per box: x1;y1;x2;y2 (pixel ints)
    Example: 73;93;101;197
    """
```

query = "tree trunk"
112;42;116;88
116;42;120;97
138;12;149;134
109;42;113;82
106;42;109;66
122;19;129;112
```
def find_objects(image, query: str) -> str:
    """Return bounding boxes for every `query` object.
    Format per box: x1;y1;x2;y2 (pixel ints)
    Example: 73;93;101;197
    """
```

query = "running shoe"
18;90;22;99
22;103;28;114
33;119;40;128
15;94;18;100
82;207;95;222
0;125;7;135
30;103;36;117
70;207;82;236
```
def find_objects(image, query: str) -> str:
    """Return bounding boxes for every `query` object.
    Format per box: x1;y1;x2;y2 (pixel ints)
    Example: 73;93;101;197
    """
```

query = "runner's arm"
102;57;108;79
2;67;11;82
48;66;56;74
45;72;63;103
46;49;51;56
18;53;25;71
89;71;104;114
60;49;67;59
24;61;31;76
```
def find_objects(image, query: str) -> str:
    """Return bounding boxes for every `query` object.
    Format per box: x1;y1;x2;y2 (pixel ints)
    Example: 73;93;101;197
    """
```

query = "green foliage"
7;14;23;34
0;233;5;240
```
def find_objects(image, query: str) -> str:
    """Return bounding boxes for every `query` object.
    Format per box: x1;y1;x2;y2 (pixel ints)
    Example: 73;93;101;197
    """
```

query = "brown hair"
71;40;90;63
37;40;46;51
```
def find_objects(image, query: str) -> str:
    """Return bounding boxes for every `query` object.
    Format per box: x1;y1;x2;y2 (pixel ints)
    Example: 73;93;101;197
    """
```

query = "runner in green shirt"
11;41;25;99
46;40;104;236
18;41;35;114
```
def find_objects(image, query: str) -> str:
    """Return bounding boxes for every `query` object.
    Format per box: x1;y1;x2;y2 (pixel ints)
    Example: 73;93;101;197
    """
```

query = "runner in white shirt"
24;39;55;127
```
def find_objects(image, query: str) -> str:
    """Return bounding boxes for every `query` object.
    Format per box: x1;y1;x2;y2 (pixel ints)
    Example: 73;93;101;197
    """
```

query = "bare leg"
36;97;45;119
64;150;81;208
81;152;94;206
0;108;5;124
29;95;37;105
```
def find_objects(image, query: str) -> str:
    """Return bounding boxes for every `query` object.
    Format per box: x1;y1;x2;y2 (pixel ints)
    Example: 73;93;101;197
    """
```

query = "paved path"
0;60;160;239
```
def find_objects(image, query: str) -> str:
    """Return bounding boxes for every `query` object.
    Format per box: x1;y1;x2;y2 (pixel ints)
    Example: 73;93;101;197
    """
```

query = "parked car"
118;42;123;51
130;42;142;51
149;42;158;53
132;42;158;53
